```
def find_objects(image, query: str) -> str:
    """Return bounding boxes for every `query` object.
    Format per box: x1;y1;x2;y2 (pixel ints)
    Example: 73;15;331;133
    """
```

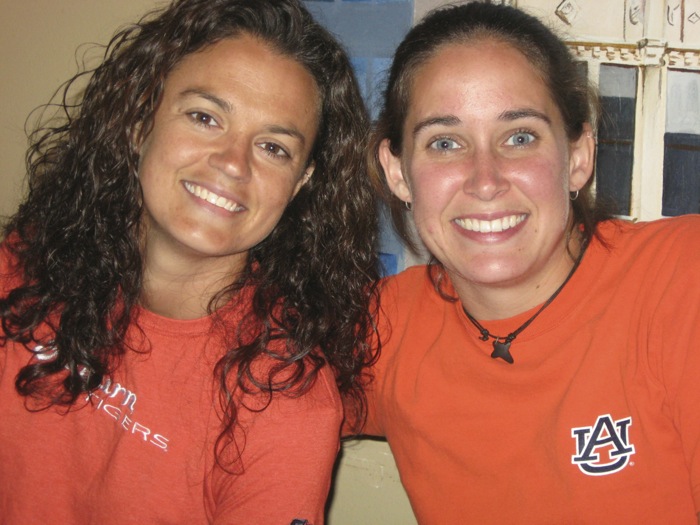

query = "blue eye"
505;131;536;146
429;138;460;151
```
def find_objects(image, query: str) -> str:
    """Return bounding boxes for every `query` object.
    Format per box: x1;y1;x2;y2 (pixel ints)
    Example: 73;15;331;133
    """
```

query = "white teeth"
455;214;526;233
184;182;242;212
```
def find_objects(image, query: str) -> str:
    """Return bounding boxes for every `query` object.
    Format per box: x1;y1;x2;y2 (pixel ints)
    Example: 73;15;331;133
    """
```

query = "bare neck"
140;245;245;321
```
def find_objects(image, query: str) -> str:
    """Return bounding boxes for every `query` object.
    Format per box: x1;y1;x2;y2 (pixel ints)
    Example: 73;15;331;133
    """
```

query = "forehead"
164;34;321;122
405;38;556;122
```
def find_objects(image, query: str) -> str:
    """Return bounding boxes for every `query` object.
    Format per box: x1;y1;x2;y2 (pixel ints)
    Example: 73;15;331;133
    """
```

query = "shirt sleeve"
0;242;20;380
663;288;700;511
206;365;342;525
650;220;700;512
0;238;22;292
359;314;386;437
360;275;404;438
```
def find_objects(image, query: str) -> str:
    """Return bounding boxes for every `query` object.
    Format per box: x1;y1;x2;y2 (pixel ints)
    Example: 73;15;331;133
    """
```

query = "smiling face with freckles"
137;34;319;277
380;39;594;316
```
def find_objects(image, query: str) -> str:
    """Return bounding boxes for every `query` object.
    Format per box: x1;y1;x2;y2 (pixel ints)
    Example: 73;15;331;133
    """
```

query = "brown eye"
188;112;219;128
259;142;290;159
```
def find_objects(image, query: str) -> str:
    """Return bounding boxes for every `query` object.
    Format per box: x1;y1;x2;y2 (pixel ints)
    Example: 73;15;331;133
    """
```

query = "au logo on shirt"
571;414;635;476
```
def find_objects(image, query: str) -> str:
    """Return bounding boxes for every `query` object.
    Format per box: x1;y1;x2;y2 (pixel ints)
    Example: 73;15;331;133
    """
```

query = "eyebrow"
498;108;551;125
178;88;307;145
412;108;552;138
264;125;306;145
412;115;461;138
179;88;232;113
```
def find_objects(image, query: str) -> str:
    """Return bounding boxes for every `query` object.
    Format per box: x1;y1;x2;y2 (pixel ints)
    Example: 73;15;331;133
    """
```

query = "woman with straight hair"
364;2;700;523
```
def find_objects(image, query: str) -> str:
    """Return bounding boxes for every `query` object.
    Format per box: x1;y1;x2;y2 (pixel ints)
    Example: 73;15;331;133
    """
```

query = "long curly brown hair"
0;0;380;466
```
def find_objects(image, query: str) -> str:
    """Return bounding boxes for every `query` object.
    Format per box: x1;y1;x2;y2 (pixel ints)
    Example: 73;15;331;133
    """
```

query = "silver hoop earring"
569;190;579;201
405;201;412;211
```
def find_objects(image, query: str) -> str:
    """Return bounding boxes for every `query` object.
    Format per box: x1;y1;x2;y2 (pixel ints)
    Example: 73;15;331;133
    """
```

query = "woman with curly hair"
0;0;379;522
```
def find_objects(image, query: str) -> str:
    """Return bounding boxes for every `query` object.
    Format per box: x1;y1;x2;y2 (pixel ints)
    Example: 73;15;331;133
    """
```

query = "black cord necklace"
462;240;588;364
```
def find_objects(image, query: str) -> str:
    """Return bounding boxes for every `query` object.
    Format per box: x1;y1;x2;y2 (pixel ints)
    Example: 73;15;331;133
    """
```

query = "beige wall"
0;0;163;219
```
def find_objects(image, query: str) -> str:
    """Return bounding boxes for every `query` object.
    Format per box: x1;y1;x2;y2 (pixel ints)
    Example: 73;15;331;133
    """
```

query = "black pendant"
491;340;514;364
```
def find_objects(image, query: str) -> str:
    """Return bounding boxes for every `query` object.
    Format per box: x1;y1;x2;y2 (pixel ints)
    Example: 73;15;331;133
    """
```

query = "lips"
454;214;526;233
183;182;244;212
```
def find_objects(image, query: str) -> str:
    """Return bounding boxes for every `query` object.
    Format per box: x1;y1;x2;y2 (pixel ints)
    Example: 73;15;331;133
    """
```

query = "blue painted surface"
303;0;413;275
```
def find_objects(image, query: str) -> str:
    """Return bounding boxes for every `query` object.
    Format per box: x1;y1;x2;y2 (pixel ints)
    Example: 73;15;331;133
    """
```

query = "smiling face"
380;39;594;315
137;34;319;275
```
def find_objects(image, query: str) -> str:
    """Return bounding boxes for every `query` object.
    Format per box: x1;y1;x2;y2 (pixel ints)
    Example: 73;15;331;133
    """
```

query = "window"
570;40;700;220
595;64;638;216
662;69;700;215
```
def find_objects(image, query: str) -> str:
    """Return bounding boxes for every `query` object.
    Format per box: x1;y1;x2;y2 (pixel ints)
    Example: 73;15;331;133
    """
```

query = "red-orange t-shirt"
0;248;341;524
366;217;700;524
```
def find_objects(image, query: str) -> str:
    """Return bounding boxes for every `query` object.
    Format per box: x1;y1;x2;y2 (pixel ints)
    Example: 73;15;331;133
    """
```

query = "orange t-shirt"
366;217;700;524
0;249;341;524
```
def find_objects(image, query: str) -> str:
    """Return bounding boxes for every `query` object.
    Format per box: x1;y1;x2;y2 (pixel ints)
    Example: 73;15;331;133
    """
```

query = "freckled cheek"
138;146;170;187
140;128;202;175
139;138;197;195
411;189;455;245
246;183;299;237
139;164;189;227
140;171;174;211
514;164;572;232
410;164;463;210
511;160;568;202
269;178;301;207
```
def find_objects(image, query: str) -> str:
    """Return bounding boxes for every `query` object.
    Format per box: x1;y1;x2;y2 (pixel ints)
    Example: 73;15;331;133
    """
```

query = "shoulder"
598;216;700;248
0;239;23;298
375;264;456;356
590;217;700;305
241;357;342;417
291;360;343;415
378;264;455;323
593;217;700;271
207;361;341;524
379;265;439;311
383;263;432;286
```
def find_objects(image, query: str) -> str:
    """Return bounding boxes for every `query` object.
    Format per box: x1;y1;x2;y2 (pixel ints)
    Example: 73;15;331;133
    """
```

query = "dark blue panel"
596;143;633;215
599;96;636;141
595;96;636;215
662;132;700;216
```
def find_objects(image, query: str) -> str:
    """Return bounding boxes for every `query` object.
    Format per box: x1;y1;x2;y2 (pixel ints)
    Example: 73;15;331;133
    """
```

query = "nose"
462;148;508;201
208;137;251;181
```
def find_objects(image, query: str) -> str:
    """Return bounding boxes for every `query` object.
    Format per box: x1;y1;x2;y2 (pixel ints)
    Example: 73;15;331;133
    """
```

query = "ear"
292;162;315;197
378;139;412;203
568;123;596;192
